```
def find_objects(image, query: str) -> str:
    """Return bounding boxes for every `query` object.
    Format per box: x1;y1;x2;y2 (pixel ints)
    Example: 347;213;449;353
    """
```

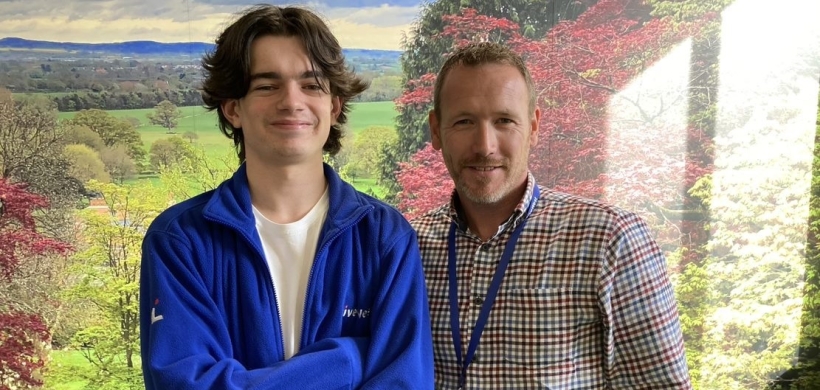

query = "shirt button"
472;296;483;306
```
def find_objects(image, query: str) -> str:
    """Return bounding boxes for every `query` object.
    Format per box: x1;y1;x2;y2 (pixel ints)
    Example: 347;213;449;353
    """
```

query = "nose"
277;82;305;111
471;121;498;156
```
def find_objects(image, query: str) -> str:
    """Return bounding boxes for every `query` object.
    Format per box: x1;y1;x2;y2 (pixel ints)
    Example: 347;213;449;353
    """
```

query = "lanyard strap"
447;186;539;389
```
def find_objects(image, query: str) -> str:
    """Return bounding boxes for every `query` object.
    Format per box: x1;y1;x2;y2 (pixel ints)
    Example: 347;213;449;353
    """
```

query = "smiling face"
221;35;341;166
430;63;539;206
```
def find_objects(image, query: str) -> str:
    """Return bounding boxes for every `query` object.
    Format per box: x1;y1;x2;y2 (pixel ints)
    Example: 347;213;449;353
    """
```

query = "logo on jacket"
343;305;370;319
151;298;164;324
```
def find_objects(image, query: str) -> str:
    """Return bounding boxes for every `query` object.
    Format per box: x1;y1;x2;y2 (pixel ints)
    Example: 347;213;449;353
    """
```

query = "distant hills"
0;37;402;61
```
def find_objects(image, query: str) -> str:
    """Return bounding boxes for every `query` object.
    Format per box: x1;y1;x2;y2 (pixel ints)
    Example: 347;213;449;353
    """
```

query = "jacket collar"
203;163;372;244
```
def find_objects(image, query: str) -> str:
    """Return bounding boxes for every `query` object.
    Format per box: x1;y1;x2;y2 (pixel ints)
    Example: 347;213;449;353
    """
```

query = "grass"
58;106;228;153
346;101;398;134
44;350;91;390
57;101;398;154
349;177;388;198
56;101;396;196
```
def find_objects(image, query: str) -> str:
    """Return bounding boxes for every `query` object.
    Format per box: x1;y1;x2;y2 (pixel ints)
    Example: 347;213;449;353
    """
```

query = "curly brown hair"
201;5;368;161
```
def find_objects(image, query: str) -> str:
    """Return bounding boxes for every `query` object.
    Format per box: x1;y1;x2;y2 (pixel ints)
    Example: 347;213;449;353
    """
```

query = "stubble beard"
454;159;512;205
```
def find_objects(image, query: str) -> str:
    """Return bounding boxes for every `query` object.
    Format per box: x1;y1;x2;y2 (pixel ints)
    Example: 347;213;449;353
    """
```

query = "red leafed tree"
0;179;71;389
396;143;454;220
395;0;703;219
522;0;702;200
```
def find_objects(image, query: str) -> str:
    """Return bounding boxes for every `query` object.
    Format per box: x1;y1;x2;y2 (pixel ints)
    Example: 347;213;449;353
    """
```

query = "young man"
411;42;692;389
139;5;434;389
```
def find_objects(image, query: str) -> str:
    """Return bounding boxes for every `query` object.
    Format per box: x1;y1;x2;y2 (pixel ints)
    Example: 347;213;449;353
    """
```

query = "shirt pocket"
501;287;578;379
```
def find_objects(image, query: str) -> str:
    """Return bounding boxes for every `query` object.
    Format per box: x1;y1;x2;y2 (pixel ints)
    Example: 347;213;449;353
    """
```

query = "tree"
63;144;110;183
395;1;700;206
158;145;237;202
1;91;70;186
182;131;198;143
781;92;820;389
147;100;182;134
149;136;194;172
0;89;84;239
346;126;398;180
66;109;147;166
0;179;71;389
395;143;453;220
63;123;106;153
100;145;137;184
389;0;598;199
67;180;167;389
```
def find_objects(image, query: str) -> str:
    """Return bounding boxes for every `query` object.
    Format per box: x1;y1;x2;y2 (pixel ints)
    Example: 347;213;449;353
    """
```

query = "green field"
44;350;91;390
56;100;397;194
57;100;398;155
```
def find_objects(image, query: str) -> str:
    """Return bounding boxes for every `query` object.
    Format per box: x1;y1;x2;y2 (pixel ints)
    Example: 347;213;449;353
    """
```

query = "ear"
429;110;442;151
331;96;342;125
529;107;541;146
221;99;242;129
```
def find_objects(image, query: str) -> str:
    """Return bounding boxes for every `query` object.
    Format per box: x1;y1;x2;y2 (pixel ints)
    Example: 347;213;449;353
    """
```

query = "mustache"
461;156;506;167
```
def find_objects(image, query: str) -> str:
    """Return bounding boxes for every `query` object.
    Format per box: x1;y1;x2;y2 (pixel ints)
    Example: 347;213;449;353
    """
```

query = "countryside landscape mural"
1;0;819;388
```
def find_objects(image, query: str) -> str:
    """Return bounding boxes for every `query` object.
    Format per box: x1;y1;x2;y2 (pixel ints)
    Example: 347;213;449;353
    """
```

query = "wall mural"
1;0;819;388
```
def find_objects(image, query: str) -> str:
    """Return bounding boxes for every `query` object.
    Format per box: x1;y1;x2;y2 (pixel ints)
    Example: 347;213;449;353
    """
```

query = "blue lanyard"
447;186;539;389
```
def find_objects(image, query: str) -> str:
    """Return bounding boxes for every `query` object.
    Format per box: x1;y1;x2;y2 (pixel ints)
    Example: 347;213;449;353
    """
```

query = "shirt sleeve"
599;212;693;389
358;225;435;389
139;230;365;390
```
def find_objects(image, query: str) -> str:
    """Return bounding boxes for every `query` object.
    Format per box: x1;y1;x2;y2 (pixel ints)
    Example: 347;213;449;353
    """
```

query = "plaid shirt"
411;174;691;389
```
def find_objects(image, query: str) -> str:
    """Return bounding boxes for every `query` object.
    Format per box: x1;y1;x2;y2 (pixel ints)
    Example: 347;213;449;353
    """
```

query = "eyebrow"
250;70;325;81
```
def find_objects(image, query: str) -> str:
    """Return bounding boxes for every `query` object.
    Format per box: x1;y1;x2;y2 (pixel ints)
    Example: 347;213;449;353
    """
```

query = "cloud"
0;0;417;49
193;0;420;6
319;4;420;28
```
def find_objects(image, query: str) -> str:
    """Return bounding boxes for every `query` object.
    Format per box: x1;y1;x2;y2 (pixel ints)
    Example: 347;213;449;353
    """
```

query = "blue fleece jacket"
139;164;434;389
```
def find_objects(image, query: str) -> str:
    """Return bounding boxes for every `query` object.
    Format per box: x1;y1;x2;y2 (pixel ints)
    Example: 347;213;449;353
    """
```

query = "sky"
0;0;422;50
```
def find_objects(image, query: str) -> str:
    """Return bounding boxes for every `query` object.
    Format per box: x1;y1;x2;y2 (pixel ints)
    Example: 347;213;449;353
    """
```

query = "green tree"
347;126;398;181
147;100;182;134
149;136;194;172
159;145;237;202
767;94;820;390
643;1;733;386
63;144;110;183
182;131;198;143
67;180;167;389
0;88;83;240
63;124;106;153
66;109;146;167
100;145;137;184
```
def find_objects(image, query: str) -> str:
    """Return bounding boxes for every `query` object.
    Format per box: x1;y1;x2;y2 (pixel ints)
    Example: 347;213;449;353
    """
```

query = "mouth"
271;120;312;126
470;166;500;171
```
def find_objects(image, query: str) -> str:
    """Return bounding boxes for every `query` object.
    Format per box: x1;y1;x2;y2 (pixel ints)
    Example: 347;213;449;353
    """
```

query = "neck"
459;181;528;242
246;158;327;224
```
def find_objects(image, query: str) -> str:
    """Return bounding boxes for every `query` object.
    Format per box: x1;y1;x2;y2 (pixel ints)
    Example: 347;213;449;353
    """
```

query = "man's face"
222;35;341;166
430;63;539;205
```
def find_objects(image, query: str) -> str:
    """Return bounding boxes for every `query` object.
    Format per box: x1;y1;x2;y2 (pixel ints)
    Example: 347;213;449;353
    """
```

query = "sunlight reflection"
605;0;820;387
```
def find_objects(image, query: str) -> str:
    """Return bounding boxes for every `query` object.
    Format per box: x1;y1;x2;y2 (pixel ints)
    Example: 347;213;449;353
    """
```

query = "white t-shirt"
252;188;329;359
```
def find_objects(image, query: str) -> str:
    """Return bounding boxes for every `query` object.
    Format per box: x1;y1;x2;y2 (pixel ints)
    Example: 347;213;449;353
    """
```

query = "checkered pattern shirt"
411;174;691;389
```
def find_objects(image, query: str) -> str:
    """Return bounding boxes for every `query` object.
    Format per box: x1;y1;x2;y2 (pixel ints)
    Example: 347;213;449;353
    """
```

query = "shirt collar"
447;172;538;234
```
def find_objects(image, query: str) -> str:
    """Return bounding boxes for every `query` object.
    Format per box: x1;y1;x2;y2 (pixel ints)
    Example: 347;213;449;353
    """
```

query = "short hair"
201;5;368;161
432;42;536;119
